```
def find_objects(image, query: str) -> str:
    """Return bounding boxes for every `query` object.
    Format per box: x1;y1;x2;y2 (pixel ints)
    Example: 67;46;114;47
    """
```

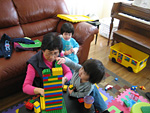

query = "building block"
69;84;74;90
42;67;63;112
40;95;45;110
63;85;68;92
25;101;34;110
34;101;41;113
52;67;63;76
141;106;150;113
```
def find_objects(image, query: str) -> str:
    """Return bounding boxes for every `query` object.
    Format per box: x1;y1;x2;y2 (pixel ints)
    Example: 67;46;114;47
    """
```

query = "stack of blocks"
42;63;63;112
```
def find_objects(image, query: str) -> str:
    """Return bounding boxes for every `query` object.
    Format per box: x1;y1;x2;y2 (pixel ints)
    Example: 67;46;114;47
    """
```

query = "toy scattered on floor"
115;78;118;81
105;85;113;91
131;86;137;92
78;98;84;103
25;99;35;110
139;86;146;90
109;42;149;73
34;101;41;113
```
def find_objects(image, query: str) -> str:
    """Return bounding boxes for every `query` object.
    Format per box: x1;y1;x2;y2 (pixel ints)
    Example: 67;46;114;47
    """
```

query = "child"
23;32;72;96
57;57;109;113
60;22;79;64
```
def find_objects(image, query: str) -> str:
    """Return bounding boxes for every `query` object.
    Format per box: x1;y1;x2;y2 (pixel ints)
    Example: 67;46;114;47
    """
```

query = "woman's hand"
62;77;68;86
34;88;44;96
56;57;66;65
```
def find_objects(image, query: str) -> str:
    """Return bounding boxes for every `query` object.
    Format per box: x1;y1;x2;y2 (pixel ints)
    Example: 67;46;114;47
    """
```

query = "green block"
141;106;150;113
55;61;61;67
29;99;35;103
43;69;51;75
42;98;67;113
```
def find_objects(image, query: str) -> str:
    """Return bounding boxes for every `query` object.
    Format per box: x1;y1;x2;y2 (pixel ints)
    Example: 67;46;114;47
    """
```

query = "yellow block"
46;104;62;108
63;85;68;91
40;96;45;110
43;81;62;86
45;97;62;101
52;67;63;76
48;78;58;81
44;89;62;94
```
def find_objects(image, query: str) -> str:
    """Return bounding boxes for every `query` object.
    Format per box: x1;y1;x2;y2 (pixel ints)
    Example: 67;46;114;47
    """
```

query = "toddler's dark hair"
82;59;105;84
41;32;63;53
61;23;74;35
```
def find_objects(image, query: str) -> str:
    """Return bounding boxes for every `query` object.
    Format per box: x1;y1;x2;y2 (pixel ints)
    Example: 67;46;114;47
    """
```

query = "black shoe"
145;92;150;100
1;34;12;59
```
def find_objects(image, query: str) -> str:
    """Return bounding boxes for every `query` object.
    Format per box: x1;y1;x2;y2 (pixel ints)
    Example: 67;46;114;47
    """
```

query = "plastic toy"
115;78;118;81
34;101;41;113
57;14;94;23
105;85;113;91
109;42;149;73
78;98;84;103
40;95;45;110
42;65;63;111
139;86;146;90
63;85;68;92
25;99;35;110
131;86;137;92
69;84;74;90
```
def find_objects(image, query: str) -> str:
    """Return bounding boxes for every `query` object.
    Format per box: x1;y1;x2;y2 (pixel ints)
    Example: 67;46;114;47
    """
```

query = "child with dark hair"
23;32;72;96
60;22;79;64
56;57;109;113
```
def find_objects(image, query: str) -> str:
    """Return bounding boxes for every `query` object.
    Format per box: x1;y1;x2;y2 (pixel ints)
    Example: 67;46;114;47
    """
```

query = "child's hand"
64;50;71;55
56;57;66;65
68;87;74;95
70;47;74;53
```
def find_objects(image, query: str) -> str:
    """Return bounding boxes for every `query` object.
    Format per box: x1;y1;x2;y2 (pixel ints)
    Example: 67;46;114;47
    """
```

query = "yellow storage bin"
109;42;149;73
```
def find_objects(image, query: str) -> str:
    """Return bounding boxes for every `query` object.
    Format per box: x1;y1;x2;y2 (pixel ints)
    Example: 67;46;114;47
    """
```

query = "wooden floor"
88;34;150;93
1;34;150;112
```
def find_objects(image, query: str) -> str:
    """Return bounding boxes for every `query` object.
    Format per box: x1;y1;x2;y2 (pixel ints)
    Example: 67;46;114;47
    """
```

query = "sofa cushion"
0;0;24;38
13;0;69;37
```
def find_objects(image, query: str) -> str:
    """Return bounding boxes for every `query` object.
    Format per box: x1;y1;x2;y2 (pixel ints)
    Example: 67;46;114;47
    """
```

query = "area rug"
2;68;149;113
97;68;149;113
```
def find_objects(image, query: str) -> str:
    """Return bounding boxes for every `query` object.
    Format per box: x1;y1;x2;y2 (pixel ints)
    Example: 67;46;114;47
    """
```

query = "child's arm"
57;57;81;71
69;84;94;98
71;38;79;54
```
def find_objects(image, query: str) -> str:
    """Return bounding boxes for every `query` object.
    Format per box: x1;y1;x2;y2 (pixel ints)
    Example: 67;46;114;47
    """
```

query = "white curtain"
64;0;132;19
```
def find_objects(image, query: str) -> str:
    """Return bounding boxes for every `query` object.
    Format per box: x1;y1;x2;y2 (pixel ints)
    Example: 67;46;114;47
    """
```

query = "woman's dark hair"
82;59;105;84
61;23;74;35
41;32;63;53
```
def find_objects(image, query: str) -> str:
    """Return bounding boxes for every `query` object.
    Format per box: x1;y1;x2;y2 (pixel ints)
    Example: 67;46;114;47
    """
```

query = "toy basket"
109;42;149;73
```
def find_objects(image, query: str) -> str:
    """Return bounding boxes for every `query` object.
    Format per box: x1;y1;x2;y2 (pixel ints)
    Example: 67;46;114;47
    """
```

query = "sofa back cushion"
0;0;24;38
13;0;69;37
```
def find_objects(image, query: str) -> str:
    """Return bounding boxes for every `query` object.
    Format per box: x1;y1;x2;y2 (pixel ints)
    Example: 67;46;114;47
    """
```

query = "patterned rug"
97;68;150;113
2;68;149;113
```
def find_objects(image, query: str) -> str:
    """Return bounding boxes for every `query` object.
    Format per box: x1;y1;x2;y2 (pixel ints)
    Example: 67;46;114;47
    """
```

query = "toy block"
69;84;74;90
52;67;63;76
29;99;35;103
34;101;41;113
40;96;45;110
78;98;84;103
25;101;34;110
42;69;51;75
63;85;68;91
55;61;62;67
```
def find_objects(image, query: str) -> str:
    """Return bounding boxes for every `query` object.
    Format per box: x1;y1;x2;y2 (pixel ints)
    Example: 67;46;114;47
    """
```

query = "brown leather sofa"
0;0;98;98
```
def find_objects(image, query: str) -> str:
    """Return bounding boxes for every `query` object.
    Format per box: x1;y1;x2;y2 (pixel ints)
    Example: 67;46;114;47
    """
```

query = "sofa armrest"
56;20;98;64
